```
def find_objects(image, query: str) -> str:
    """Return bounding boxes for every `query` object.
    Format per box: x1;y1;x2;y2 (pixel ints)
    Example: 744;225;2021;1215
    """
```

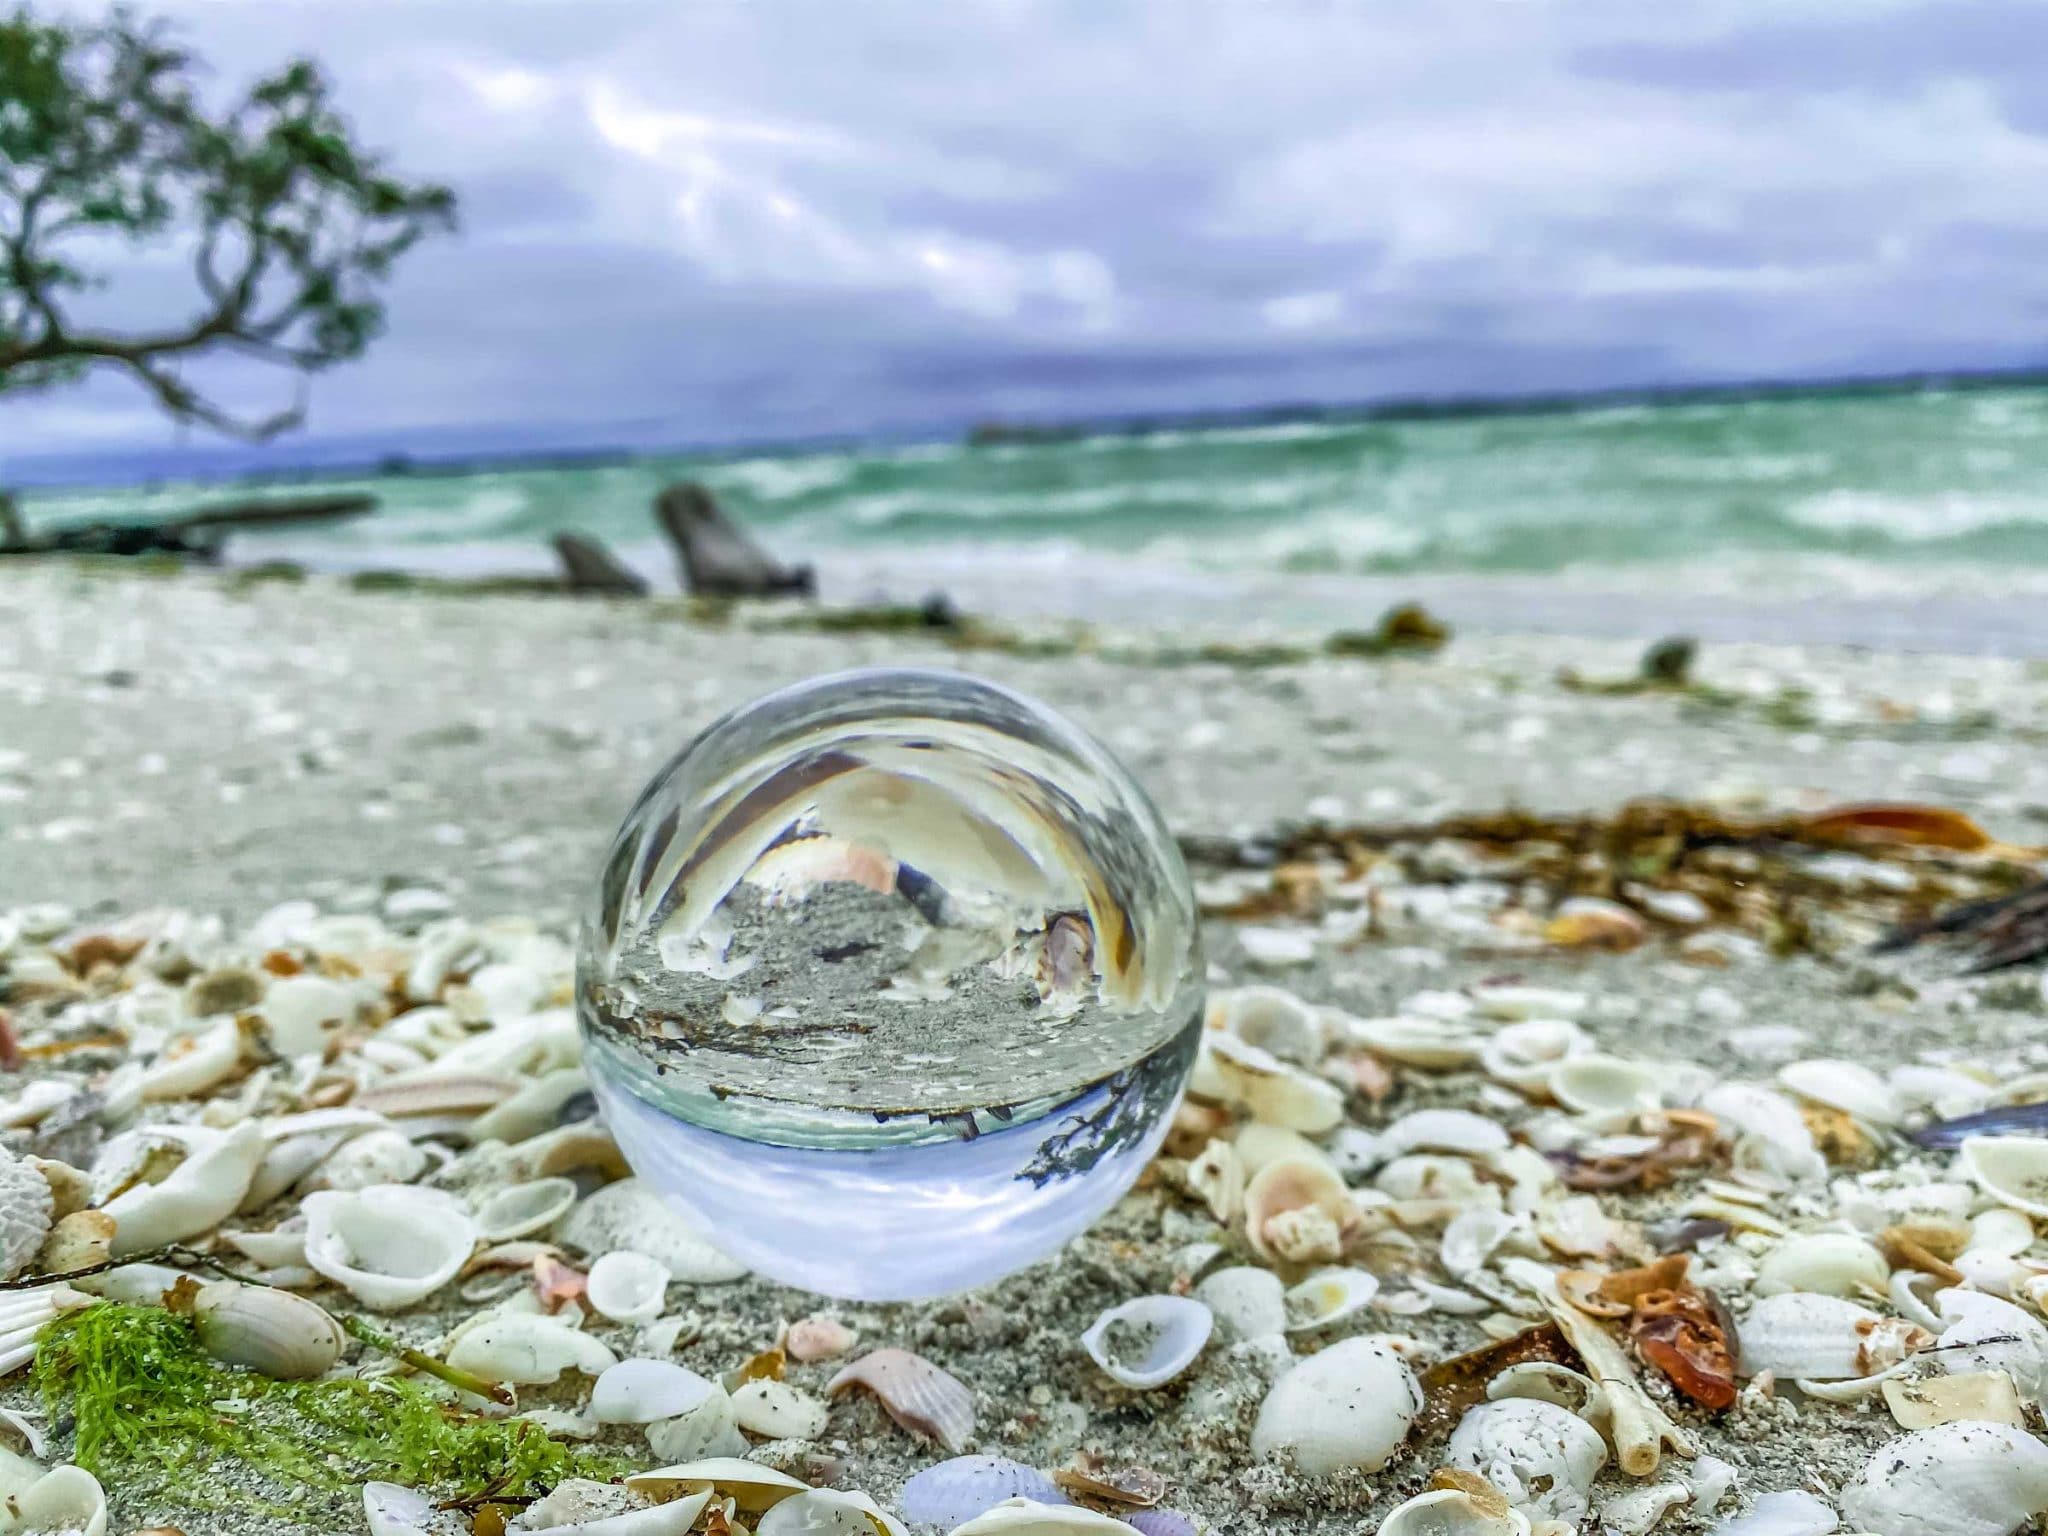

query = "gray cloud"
7;0;2048;479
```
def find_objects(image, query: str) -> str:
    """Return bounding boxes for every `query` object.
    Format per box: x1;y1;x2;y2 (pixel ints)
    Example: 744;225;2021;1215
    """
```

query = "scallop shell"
899;1458;1069;1529
626;1456;809;1514
1754;1234;1890;1300
756;1489;908;1536
1244;1153;1355;1264
103;1122;266;1256
1379;1487;1531;1536
444;1314;618;1385
1842;1423;2048;1536
0;1151;53;1282
1780;1059;1903;1127
1961;1137;2048;1218
731;1378;830;1439
1200;1034;1343;1132
826;1347;976;1453
1251;1336;1422;1475
1211;986;1326;1065
476;1177;580;1241
586;1250;671;1324
1194;1267;1288;1342
554;1178;747;1283
191;1281;345;1380
2;1465;108;1536
1448;1399;1609;1524
1284;1268;1381;1332
591;1359;718;1425
1549;1056;1663;1116
301;1184;477;1310
1080;1295;1213;1388
947;1501;1141;1536
1735;1292;1882;1381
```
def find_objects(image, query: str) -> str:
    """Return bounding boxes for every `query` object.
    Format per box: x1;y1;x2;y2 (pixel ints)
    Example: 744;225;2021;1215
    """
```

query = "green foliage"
34;1303;627;1513
0;4;454;436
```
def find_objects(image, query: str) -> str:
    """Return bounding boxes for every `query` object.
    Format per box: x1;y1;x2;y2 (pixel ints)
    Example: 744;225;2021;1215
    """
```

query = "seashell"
1843;1423;2048;1536
1883;1371;2026;1430
0;1152;53;1283
1284;1268;1380;1332
1780;1059;1902;1128
1195;1267;1287;1342
1123;1512;1199;1536
1893;1066;1993;1123
37;1209;113;1275
303;1128;427;1193
1378;1486;1530;1536
139;1020;244;1101
1698;1084;1826;1187
1969;1209;2036;1259
785;1315;858;1364
1447;1399;1608;1524
1736;1292;1883;1381
1754;1234;1889;1300
1251;1336;1422;1475
1545;895;1647;950
444;1314;618;1385
591;1359;718;1424
1342;1014;1485;1069
947;1501;1143;1536
1185;1140;1244;1225
1233;1124;1323;1177
1481;1020;1592;1093
1487;1362;1603;1416
0;1284;87;1376
1244;1153;1355;1264
1472;985;1588;1021
1382;1110;1509;1160
475;1177;580;1242
301;1184;477;1310
1443;1209;1526;1278
1376;1155;1494;1205
644;1385;749;1462
586;1250;671;1324
1601;1484;1693;1536
1;1465;108;1536
518;1486;712;1536
1533;1196;1634;1262
626;1457;809;1514
1548;1056;1662;1117
1705;1490;1838;1536
1201;1034;1343;1132
220;1223;309;1269
104;1122;265;1256
468;1068;591;1147
1211;986;1325;1065
191;1281;344;1380
1936;1290;2048;1407
256;974;356;1057
757;1489;908;1536
731;1378;830;1439
555;1178;747;1284
827;1347;976;1453
351;1074;521;1139
900;1458;1069;1529
1235;926;1315;969
1961;1137;2048;1219
1081;1295;1212;1389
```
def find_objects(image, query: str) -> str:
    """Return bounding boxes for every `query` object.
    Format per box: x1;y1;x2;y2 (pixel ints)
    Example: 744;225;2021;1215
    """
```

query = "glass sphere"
576;668;1204;1300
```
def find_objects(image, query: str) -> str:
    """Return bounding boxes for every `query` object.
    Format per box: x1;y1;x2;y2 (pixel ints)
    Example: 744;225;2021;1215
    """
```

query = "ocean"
21;383;2048;651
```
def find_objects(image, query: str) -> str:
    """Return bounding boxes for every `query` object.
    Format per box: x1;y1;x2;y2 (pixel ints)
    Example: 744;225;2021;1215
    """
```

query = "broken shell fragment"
784;1315;858;1364
1284;1268;1380;1333
1244;1153;1355;1264
1842;1422;2048;1536
1201;1033;1344;1132
1;1465;108;1536
591;1358;718;1425
1754;1234;1890;1300
756;1488;907;1536
1080;1295;1213;1389
300;1185;477;1310
1378;1486;1531;1536
731;1378;830;1440
826;1348;975;1453
946;1500;1141;1536
1961;1137;2048;1219
625;1456;809;1514
1447;1399;1608;1524
1251;1336;1422;1475
443;1314;618;1385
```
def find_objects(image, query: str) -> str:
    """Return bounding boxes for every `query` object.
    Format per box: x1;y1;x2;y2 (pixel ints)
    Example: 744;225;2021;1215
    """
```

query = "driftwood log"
553;532;648;596
0;492;376;561
654;481;813;599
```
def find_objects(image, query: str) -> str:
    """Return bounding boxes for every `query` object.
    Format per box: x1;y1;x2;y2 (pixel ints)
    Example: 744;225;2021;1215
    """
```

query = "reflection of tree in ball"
576;669;1204;1300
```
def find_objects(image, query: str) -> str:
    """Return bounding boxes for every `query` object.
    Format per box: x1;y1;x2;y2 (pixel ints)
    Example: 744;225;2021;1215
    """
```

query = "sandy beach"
5;562;2048;1536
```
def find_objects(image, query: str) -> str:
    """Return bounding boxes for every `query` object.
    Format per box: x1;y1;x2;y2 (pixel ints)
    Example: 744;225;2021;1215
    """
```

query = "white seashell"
468;1068;591;1147
1233;1124;1323;1176
1843;1423;2048;1536
1284;1268;1380;1332
1081;1295;1212;1388
586;1251;671;1324
555;1179;747;1283
475;1177;580;1241
191;1281;344;1380
1341;1014;1485;1069
900;1457;1068;1529
626;1457;809;1514
257;974;356;1057
1;1465;108;1536
1883;1371;2027;1431
1937;1291;2048;1408
1736;1293;1881;1381
757;1489;908;1536
1969;1209;2036;1259
445;1314;618;1385
305;1128;427;1193
946;1499;1140;1535
1185;1140;1243;1225
139;1019;243;1101
1251;1336;1422;1475
1377;1487;1530;1536
1195;1267;1287;1342
1448;1398;1608;1523
731;1378;830;1439
1754;1234;1889;1300
1705;1490;1837;1536
518;1488;712;1536
1245;1153;1355;1264
591;1359;717;1424
1533;1195;1633;1261
1601;1483;1692;1536
1892;1066;1993;1122
1962;1137;2048;1219
1486;1363;1602;1417
1201;1033;1343;1132
1236;926;1315;969
0;1153;51;1283
301;1184;477;1310
1211;986;1325;1064
644;1385;749;1462
1471;986;1587;1021
1699;1084;1826;1187
1376;1155;1494;1205
1780;1059;1902;1127
104;1122;265;1256
1443;1209;1525;1278
1381;1110;1510;1159
826;1348;976;1453
1548;1056;1662;1116
1482;1021;1592;1092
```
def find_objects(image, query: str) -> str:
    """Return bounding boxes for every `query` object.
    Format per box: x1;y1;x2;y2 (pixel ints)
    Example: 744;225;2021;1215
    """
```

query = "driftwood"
0;492;375;561
552;532;648;596
654;481;813;599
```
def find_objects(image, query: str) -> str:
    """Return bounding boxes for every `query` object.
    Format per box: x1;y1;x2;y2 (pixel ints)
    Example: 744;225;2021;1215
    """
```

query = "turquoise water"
22;384;2048;582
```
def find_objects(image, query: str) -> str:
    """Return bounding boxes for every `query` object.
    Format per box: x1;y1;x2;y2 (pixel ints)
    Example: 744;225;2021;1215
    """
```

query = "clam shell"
1284;1268;1380;1332
476;1177;580;1241
591;1358;718;1424
826;1347;976;1453
626;1456;809;1514
731;1378;830;1439
1244;1152;1355;1264
1251;1336;1422;1475
1448;1398;1609;1524
518;1488;711;1536
191;1281;344;1380
1211;986;1325;1065
1379;1488;1531;1536
1780;1059;1903;1127
1736;1292;1881;1381
1195;1267;1288;1342
586;1250;672;1324
257;974;356;1057
1961;1136;2048;1218
1754;1234;1890;1300
947;1501;1142;1536
1843;1423;2048;1536
1381;1110;1509;1159
1705;1490;1837;1536
1341;1014;1486;1069
0;1151;53;1282
3;1465;108;1536
1549;1056;1663;1116
1081;1295;1213;1388
301;1184;477;1310
555;1178;747;1284
1482;1021;1593;1092
444;1314;618;1385
1936;1290;2048;1407
756;1489;908;1536
900;1457;1068;1529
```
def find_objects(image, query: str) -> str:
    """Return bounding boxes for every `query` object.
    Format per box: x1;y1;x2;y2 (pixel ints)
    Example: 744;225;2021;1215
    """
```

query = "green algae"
34;1303;628;1514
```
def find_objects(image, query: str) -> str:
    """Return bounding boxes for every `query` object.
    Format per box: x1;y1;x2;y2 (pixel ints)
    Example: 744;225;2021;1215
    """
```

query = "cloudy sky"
8;0;2048;479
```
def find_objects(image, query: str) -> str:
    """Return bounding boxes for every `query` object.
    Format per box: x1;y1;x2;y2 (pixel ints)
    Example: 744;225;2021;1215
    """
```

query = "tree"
0;6;454;439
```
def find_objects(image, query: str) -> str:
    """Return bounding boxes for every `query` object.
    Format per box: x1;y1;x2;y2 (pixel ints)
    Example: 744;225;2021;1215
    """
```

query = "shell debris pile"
5;828;2048;1536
